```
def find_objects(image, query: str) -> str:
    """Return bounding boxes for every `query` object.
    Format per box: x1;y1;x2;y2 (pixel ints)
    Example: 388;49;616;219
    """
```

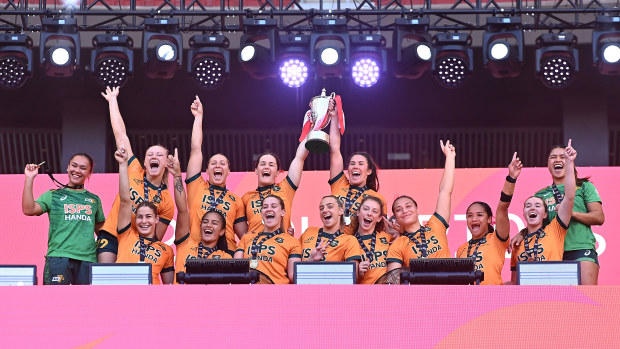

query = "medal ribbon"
143;174;163;203
551;183;564;205
315;229;342;249
524;228;544;261
405;226;431;258
354;232;377;261
250;229;281;260
344;186;366;217
198;243;218;259
461;234;488;258
138;236;151;262
257;185;274;207
208;185;228;209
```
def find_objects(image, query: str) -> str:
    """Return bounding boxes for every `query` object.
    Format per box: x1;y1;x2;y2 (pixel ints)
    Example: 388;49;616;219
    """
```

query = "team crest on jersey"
275;237;284;243
152;195;162;204
379;237;388;244
330;240;339;247
273;186;281;192
84;198;95;203
212;255;222;259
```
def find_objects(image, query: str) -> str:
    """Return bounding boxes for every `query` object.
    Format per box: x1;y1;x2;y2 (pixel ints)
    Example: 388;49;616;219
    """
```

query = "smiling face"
255;154;279;187
357;199;381;235
466;203;492;239
319;196;344;231
347;154;372;187
392;197;419;230
200;211;225;246
143;145;168;179
134;205;158;238
207;154;230;187
66;155;92;186
547;146;567;181
261;196;285;231
523;196;548;229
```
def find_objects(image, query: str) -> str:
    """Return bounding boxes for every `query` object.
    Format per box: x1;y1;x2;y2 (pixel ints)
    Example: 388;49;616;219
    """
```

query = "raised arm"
435;140;456;219
496;152;522;240
186;96;204;178
101;86;133;158
557;140;577;225
287;139;309;187
116;145;132;232
328;100;343;180
167;148;189;242
22;164;43;216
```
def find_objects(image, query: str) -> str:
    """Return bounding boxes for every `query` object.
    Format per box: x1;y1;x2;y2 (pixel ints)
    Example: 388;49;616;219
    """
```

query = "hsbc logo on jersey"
63;204;93;222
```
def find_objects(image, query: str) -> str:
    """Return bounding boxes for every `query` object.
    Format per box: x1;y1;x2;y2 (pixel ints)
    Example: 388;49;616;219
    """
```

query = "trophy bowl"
304;88;335;153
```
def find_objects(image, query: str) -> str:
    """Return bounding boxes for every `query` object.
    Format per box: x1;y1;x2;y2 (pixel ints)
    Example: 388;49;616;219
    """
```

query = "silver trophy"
300;88;336;153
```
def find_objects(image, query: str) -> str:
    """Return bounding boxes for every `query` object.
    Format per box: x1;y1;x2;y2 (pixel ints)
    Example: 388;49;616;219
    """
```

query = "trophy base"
305;131;330;153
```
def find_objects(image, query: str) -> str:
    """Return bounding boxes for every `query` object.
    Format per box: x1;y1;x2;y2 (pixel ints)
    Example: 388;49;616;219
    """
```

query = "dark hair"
201;210;228;250
352;195;385;233
263;194;285;209
519;196;550;237
135;201;158;216
548;144;590;186
69;153;94;173
466;201;495;235
208;153;231;169
254;152;281;171
391;195;418;214
321;195;345;228
145;144;170;187
347;152;380;192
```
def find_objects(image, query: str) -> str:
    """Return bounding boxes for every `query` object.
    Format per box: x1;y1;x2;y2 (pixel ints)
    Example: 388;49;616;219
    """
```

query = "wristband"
500;192;513;202
506;175;517;183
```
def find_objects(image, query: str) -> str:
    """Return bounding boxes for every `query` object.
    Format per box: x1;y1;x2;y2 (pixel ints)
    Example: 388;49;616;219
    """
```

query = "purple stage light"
351;57;380;88
279;58;308;88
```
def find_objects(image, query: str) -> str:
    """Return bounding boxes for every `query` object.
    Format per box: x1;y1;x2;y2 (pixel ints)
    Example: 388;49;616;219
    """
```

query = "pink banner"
1;167;617;284
0;285;619;347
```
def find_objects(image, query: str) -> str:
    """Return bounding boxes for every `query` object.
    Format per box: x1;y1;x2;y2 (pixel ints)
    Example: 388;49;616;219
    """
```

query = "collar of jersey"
469;233;489;244
144;176;167;190
319;228;340;239
349;185;367;191
356;232;376;240
257;184;275;192
259;229;281;236
140;235;157;242
208;184;227;191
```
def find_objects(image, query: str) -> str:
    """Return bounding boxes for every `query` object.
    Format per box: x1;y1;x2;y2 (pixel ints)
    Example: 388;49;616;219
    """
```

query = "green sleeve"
35;190;52;213
582;182;602;204
95;197;105;223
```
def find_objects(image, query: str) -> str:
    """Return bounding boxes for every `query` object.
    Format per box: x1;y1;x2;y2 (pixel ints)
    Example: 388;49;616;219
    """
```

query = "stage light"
187;34;230;90
431;33;473;88
350;34;386;88
0;33;33;90
142;18;182;79
278;34;311;88
39;18;80;78
311;18;349;79
483;16;524;78
90;34;133;88
239;18;277;79
393;17;433;79
535;32;578;89
593;15;620;75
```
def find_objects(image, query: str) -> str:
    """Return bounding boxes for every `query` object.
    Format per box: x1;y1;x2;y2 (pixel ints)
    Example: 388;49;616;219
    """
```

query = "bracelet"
500;192;513;202
506;175;517;183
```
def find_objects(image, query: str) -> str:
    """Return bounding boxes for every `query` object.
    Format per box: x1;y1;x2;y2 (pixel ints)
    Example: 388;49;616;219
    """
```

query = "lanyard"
198;243;218;259
344;186;366;217
251;230;281;259
315;229;342;249
461;234;488;258
208;185;228;209
355;232;377;261
524;228;544;261
257;185;274;207
138;236;153;262
551;183;564;205
143;174;163;203
405;226;431;258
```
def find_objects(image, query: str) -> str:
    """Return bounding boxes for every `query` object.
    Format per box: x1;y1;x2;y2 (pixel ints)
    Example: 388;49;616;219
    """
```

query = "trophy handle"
330;92;336;98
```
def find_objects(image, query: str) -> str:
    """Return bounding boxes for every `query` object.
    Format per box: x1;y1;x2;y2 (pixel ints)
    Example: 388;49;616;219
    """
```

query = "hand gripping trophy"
299;88;345;153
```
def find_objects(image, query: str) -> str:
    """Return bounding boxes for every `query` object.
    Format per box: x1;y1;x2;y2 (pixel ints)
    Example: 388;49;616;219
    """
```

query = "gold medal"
250;259;259;269
344;215;351;226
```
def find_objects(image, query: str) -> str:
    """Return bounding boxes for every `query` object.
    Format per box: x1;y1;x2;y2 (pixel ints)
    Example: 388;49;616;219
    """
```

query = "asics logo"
60;195;67;201
584;250;591;256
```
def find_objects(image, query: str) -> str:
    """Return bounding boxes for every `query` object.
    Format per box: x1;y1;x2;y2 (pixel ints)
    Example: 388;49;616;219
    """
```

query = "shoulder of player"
376;231;393;242
226;191;243;204
300;227;319;239
153;241;174;254
241;190;257;202
534;185;552;195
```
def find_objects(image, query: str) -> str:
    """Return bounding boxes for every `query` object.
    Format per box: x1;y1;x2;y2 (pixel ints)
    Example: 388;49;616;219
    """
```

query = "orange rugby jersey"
100;156;174;237
116;224;175;285
355;231;392;284
299;227;363;262
456;231;509;285
329;171;387;235
186;173;246;251
386;213;451;267
174;233;234;274
236;231;302;284
242;176;297;234
511;217;568;270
